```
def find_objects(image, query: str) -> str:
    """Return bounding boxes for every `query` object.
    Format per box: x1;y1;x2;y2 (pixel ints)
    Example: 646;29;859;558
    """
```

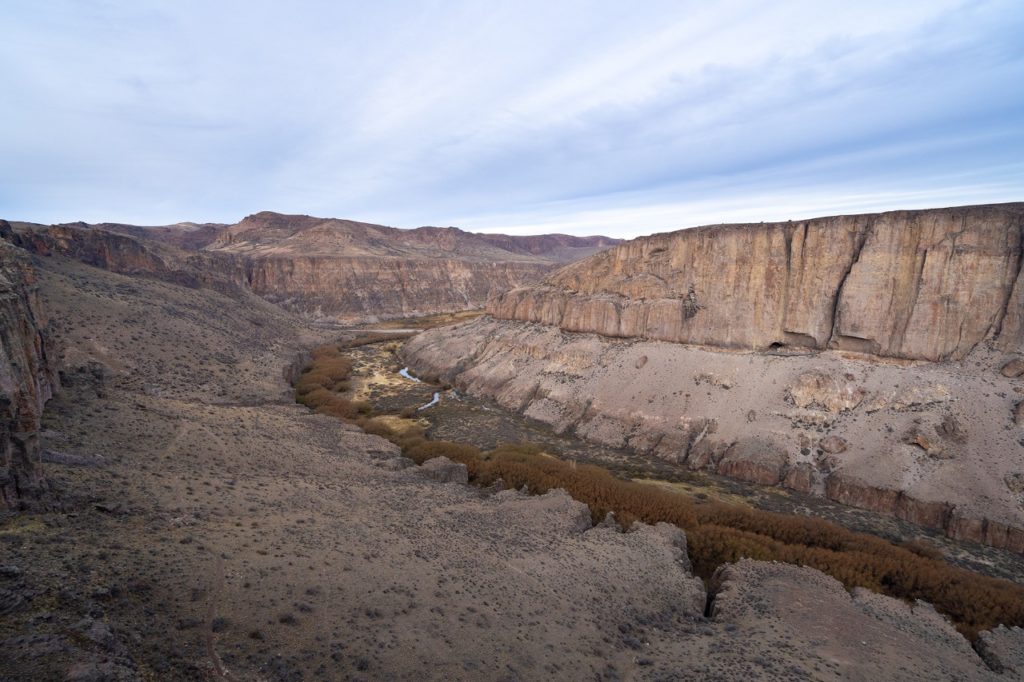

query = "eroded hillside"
405;204;1024;553
1;242;1022;679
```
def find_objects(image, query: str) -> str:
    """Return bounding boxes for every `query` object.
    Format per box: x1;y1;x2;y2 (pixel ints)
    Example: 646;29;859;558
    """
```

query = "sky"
2;1;1023;238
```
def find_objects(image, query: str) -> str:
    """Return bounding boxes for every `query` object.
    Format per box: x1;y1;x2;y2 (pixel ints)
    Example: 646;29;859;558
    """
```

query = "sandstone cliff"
239;255;553;321
489;203;1024;361
407;204;1024;553
0;222;57;509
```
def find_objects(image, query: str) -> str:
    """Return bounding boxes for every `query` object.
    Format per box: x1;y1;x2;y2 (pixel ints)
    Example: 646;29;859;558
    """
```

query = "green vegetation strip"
295;339;1024;640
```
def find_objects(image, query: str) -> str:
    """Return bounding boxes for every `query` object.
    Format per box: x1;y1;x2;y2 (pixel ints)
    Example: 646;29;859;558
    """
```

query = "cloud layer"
2;0;1022;237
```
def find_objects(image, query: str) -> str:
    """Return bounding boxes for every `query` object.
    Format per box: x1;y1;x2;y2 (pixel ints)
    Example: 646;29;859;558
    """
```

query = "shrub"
345;332;415;348
390;439;1024;639
294;344;353;397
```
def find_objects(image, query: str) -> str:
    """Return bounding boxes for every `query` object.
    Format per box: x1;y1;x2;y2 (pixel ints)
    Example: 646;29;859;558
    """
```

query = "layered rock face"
239;255;552;320
10;212;619;323
466;204;1024;542
0;224;57;508
11;224;248;297
490;204;1024;361
204;211;619;321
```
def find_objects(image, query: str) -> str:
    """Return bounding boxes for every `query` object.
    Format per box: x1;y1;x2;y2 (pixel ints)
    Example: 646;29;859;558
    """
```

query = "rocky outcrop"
11;224;246;297
0;227;57;509
489;203;1024;361
707;559;1012;680
418;456;469;485
977;625;1024;675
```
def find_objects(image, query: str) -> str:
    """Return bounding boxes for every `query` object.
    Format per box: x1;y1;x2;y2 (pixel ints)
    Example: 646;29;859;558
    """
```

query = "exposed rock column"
0;224;57;508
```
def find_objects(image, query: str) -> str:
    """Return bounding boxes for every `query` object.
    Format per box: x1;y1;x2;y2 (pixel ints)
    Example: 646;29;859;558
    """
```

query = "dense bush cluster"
296;341;1024;639
293;343;370;420
345;332;415;348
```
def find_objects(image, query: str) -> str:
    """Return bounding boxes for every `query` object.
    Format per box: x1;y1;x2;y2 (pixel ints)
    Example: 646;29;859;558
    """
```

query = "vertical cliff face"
489;204;1024;361
240;255;552;320
0;224;57;509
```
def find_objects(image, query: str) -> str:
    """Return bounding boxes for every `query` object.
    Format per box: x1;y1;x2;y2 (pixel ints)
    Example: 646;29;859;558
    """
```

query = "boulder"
907;429;947;458
783;462;814;494
716;438;789;486
418;456;468;485
1001;358;1024;378
819;435;848;454
785;371;866;413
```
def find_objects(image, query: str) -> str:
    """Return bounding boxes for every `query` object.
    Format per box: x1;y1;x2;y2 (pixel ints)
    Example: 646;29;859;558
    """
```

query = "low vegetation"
293;339;1024;639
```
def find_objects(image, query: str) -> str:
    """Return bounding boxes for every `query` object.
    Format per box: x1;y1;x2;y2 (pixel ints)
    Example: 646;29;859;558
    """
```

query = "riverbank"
291;334;1024;638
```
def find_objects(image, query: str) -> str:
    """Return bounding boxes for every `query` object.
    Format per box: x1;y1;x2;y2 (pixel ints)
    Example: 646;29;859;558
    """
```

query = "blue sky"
2;1;1022;237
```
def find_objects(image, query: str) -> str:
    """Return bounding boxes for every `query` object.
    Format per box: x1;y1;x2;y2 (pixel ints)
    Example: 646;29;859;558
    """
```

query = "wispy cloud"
1;0;1021;235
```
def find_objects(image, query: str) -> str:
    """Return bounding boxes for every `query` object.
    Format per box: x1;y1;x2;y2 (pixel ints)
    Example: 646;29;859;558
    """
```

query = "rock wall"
240;255;551;321
203;211;617;321
0;223;57;508
489;204;1024;361
12;225;248;297
11;221;584;322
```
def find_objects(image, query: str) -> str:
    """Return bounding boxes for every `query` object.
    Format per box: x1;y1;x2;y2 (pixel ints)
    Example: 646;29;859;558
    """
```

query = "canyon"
11;211;619;323
2;204;1024;679
404;203;1024;553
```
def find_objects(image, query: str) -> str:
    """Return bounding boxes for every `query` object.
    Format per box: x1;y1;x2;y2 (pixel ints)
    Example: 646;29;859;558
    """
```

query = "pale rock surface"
404;317;1024;551
488;203;1024;361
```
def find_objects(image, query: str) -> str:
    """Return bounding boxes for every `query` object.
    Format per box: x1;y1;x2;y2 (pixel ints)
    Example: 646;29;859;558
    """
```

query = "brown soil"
1;256;1022;680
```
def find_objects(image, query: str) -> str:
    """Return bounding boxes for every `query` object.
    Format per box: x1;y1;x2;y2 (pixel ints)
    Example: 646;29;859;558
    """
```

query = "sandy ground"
0;256;1021;680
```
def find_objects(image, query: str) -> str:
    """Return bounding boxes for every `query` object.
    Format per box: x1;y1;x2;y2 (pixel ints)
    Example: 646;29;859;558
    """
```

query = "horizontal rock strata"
10;212;619;322
238;254;553;321
489;204;1024;361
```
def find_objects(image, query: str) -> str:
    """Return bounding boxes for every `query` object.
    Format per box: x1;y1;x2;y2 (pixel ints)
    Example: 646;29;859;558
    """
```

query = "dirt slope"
1;254;1020;680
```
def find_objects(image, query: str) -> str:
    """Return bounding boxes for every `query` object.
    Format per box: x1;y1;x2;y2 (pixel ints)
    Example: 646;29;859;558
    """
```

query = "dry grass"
294;344;1024;639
